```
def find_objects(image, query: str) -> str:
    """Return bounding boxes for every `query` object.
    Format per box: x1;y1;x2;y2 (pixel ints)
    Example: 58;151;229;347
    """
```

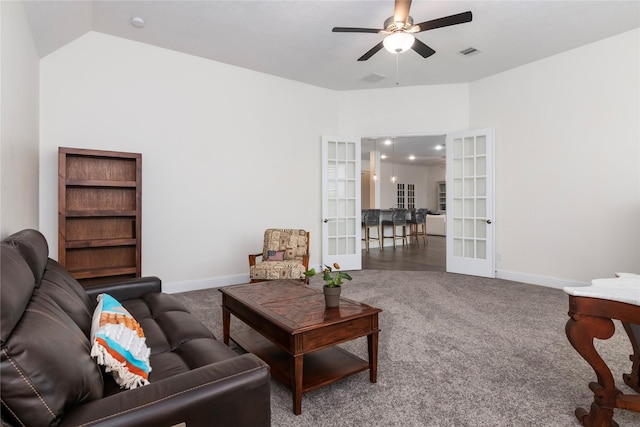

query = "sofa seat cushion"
117;293;238;384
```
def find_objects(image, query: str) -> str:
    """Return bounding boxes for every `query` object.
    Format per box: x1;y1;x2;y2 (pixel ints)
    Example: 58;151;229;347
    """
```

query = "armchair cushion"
250;229;309;282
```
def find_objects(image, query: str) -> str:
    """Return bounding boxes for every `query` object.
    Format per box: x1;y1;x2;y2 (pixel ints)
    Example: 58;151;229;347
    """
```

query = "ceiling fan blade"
333;27;383;34
415;11;472;33
412;39;436;58
394;0;412;25
357;41;384;61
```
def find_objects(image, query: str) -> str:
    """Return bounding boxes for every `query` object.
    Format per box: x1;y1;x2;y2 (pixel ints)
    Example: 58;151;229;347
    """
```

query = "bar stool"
381;209;407;249
408;209;427;245
362;209;381;251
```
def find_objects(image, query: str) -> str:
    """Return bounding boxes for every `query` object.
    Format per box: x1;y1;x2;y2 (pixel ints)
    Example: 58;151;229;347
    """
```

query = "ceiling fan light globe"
383;32;415;54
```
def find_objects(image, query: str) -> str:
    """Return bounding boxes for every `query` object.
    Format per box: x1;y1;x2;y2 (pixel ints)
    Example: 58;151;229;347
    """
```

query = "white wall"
1;1;40;237
337;84;469;137
470;29;640;284
40;32;337;290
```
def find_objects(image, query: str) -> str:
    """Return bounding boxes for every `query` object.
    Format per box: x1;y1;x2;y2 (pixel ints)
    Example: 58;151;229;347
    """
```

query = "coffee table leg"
368;331;379;383
293;354;303;415
222;305;230;346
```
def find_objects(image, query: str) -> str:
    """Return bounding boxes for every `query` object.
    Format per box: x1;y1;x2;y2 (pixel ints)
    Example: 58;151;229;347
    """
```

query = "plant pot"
323;285;341;308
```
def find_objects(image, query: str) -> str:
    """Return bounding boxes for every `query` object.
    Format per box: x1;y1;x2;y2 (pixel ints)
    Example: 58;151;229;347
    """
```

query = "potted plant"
305;263;352;308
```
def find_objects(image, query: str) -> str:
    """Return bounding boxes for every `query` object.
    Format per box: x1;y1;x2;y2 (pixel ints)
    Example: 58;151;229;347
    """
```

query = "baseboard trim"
162;274;249;294
496;270;588;289
162;270;589;294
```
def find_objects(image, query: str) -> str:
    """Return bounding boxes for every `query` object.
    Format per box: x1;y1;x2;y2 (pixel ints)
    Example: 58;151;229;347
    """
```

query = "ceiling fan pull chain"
396;53;400;86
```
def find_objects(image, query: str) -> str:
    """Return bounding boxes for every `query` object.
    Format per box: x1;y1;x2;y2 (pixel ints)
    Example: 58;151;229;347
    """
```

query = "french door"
446;129;495;278
321;136;362;271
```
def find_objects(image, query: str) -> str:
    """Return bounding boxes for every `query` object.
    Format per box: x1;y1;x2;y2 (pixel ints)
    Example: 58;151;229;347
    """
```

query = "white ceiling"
23;0;640;92
21;0;640;166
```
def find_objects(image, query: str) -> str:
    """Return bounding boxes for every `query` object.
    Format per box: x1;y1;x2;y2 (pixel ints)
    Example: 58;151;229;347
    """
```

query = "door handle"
324;219;329;223
486;219;492;224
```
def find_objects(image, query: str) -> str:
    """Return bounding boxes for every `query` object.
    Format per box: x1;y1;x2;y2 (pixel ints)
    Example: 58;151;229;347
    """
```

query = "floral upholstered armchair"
249;229;310;283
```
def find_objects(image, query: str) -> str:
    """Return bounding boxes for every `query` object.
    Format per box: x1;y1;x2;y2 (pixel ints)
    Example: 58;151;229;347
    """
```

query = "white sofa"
426;214;446;236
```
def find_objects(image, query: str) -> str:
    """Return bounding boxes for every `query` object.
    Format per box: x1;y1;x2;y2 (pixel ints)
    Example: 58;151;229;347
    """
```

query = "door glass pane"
464;239;474;257
337;142;346;159
476;156;486;176
464;219;474;237
464;137;475;155
464;179;474;197
348;199;355;216
338;237;346;254
347;237;355;253
476;136;486;155
453;199;463;216
337;162;346;179
337;200;346;216
329;237;337;255
453;238;463;256
328;220;336;236
454;139;463;157
476;178;486;196
476;199;486;217
328;199;336;216
347;161;355;179
476;240;486;259
347;218;355;234
476;220;487;238
453;179;463;197
464;199;474;217
347;181;355;197
328;141;336;158
464;158;474;175
453;159;463;177
337;181;346;198
453;219;463;237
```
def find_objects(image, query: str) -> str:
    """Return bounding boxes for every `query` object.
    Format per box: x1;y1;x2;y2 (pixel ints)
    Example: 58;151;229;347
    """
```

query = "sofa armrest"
59;353;271;427
84;276;162;308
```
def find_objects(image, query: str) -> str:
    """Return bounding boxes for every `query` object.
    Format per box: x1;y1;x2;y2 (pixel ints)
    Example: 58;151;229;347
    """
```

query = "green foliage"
304;263;352;287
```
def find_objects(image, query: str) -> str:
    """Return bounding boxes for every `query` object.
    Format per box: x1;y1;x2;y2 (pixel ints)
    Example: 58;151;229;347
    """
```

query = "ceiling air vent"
362;73;387;84
459;47;480;57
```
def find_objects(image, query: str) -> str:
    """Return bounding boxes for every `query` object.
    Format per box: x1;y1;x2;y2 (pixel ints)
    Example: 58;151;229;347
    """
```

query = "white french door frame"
445;128;496;278
321;136;362;271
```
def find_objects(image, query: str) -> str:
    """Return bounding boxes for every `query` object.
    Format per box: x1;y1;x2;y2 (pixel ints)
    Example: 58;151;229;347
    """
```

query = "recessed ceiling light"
435;145;443;150
131;17;145;28
384;140;392;145
409;155;415;160
381;154;387;159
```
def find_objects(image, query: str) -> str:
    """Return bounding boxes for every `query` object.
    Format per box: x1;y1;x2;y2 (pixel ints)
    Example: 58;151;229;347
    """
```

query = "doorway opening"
360;134;446;271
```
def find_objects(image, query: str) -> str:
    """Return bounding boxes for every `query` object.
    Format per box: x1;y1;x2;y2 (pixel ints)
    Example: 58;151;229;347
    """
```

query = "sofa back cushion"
1;239;103;426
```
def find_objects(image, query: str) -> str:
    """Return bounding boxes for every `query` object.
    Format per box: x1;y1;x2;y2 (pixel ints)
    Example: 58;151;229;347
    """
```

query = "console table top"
564;273;640;306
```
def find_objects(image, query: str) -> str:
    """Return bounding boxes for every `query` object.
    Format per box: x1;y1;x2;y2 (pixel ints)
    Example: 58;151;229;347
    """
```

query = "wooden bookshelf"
58;147;141;286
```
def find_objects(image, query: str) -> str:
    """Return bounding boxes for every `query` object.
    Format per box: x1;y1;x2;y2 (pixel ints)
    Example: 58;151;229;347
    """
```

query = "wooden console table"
564;275;640;427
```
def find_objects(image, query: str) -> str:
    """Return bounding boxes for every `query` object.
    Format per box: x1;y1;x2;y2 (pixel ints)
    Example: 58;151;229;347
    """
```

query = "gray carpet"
173;271;640;426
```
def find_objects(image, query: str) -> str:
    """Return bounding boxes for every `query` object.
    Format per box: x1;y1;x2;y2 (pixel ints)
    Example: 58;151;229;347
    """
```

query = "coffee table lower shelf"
231;328;370;394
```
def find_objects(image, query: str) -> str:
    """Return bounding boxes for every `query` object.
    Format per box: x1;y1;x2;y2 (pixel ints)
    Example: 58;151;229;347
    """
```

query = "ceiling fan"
332;0;472;61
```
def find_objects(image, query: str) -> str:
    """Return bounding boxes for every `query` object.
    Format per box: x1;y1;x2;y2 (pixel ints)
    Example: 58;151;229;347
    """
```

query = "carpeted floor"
174;270;640;426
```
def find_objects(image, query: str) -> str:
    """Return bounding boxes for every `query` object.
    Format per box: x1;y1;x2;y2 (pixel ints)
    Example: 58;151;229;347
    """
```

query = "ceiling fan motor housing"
384;15;414;32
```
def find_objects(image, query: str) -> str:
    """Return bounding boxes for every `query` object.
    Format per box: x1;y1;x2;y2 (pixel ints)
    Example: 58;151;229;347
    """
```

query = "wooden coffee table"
219;279;382;415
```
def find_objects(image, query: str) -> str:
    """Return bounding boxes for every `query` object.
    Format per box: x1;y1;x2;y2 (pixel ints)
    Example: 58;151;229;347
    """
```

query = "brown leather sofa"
1;229;271;426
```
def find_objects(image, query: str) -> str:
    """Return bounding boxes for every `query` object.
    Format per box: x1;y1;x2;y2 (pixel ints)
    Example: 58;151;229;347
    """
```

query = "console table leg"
566;313;620;427
622;322;640;393
292;355;303;415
